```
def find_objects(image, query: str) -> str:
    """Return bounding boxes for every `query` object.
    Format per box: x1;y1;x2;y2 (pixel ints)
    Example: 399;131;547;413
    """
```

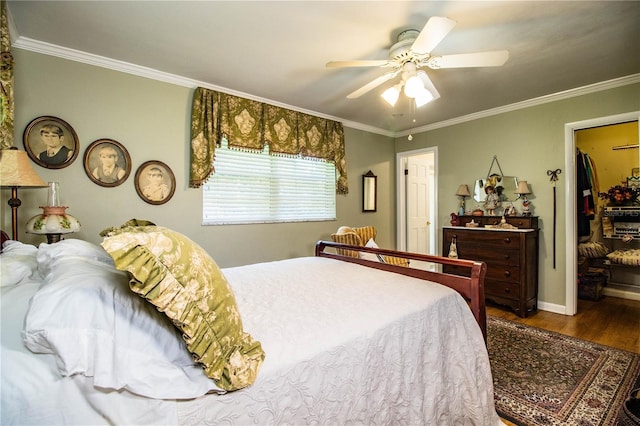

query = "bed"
1;222;501;425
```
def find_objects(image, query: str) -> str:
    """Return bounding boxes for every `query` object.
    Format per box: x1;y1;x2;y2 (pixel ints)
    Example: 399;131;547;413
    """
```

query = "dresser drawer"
445;263;520;283
485;265;520;283
485;280;521;301
457;246;519;267
445;230;521;249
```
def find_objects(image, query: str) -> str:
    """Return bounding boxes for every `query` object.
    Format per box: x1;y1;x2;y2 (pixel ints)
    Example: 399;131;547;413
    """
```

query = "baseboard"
603;286;640;301
537;300;567;315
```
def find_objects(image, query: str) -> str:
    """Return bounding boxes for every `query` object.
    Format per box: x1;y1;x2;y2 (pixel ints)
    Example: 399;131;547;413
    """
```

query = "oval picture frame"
83;139;132;187
134;160;176;205
23;116;80;169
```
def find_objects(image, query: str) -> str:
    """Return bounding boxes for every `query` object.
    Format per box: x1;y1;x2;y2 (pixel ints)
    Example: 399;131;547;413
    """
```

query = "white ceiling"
7;1;640;136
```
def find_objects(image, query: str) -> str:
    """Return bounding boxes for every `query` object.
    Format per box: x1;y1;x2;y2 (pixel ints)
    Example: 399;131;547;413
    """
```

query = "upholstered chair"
330;226;409;267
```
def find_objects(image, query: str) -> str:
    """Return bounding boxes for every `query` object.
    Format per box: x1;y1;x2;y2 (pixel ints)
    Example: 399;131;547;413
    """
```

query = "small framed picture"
23;116;79;169
632;168;639;178
83;139;131;187
134;160;176;205
628;176;640;190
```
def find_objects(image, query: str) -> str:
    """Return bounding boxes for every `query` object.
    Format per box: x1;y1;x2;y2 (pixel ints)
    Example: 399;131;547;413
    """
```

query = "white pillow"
23;241;224;399
0;240;41;286
360;238;385;263
36;239;115;278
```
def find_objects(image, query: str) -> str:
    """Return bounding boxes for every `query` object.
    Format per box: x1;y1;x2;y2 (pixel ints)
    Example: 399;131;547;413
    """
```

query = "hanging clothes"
576;150;597;237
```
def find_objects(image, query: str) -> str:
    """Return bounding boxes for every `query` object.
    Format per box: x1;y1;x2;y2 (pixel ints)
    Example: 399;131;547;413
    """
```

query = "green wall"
397;83;640;306
2;49;396;267
4;48;639;308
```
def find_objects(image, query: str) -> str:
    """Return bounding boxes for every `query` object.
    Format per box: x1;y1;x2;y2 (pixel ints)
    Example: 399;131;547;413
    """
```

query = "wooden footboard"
315;241;488;342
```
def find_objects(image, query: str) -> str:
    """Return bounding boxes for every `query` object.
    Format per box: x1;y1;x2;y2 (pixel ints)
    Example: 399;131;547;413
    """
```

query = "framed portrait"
134;160;176;205
83;139;132;187
23;116;79;169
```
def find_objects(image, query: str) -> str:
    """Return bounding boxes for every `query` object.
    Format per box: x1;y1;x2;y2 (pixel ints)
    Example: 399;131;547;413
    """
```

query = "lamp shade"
0;149;47;188
456;184;471;197
25;207;81;235
515;181;531;195
25;182;81;243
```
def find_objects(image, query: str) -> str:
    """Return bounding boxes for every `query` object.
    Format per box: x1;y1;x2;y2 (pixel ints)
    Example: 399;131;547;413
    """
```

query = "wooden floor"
487;295;640;354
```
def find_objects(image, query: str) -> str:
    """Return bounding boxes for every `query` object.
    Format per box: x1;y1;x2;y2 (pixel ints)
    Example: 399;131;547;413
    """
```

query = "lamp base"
46;234;62;244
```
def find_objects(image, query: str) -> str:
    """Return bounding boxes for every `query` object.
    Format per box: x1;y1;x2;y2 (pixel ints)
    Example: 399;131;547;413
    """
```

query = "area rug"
487;316;640;425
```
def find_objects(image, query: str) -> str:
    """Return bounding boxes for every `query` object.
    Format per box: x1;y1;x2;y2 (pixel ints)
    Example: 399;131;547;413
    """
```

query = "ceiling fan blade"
411;16;457;54
347;71;398;99
326;60;389;68
429;50;509;68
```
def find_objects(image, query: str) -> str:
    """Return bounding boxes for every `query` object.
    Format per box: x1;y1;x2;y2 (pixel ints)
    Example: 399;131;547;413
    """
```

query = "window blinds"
203;141;336;225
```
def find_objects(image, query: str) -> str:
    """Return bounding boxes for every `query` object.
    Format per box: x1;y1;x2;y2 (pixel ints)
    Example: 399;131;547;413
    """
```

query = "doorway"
396;147;437;266
564;111;640;315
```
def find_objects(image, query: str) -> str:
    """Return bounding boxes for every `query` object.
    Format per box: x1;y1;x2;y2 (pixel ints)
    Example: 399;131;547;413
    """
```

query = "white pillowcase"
36;239;115;278
23;240;223;399
359;238;385;263
0;240;41;286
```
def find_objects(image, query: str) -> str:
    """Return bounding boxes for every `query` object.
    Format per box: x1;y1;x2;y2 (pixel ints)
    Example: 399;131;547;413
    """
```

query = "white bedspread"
177;257;500;425
1;253;501;425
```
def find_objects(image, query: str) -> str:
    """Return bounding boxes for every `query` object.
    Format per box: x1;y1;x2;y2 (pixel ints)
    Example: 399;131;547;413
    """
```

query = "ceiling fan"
326;16;509;107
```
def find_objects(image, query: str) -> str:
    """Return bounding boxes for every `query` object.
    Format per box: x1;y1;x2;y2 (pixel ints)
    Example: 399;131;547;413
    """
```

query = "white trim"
537;301;566;315
398;74;640;136
396;147;438;255
564;111;640;316
603;286;640;301
11;35;638;139
11;36;393;138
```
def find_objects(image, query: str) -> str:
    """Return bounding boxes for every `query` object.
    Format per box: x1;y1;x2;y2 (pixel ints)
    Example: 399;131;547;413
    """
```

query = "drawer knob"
504;270;511;277
504;287;510;293
503;237;511;243
503;254;510;260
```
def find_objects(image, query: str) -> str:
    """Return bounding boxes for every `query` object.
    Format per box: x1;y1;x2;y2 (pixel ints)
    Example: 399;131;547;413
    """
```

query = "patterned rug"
487;316;640;425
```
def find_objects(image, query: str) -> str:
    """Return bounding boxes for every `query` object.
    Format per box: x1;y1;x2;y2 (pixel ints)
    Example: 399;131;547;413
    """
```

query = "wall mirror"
473;176;519;202
363;170;377;212
473;156;518;202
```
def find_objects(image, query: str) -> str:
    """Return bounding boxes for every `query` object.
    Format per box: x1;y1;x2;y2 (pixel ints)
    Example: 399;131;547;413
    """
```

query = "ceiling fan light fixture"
403;75;424;98
381;85;401;106
414;88;435;107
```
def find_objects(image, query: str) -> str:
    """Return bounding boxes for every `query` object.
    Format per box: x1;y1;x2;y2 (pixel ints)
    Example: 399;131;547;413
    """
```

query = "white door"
397;148;438;267
406;153;434;255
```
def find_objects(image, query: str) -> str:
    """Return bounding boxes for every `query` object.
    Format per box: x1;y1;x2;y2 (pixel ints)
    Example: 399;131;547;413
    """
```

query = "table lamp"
0;148;48;240
515;180;532;216
26;181;81;243
456;184;471;215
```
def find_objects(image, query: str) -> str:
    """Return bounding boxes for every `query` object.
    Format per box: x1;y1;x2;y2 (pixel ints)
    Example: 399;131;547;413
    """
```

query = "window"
203;139;336;225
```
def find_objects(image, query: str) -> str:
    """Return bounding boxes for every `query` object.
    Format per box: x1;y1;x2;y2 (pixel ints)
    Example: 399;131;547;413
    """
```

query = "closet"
575;122;639;300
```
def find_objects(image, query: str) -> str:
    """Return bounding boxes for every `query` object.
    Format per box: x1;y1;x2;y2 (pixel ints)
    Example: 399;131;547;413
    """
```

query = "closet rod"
612;144;639;150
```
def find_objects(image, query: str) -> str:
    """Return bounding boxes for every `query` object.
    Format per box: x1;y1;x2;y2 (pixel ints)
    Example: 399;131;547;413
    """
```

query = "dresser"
442;216;539;317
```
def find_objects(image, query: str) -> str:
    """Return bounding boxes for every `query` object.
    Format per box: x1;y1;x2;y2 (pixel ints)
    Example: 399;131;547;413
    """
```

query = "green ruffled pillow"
100;220;265;391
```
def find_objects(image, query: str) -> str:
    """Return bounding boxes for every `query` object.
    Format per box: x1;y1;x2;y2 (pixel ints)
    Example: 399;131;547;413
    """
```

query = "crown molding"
12;36;394;137
12;35;635;140
397;73;640;137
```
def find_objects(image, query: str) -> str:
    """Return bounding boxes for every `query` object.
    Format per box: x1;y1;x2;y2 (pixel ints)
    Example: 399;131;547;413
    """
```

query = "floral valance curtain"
0;0;14;149
189;87;348;194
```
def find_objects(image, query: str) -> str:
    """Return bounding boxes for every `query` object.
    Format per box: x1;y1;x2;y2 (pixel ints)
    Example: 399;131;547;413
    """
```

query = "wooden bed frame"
315;241;488;342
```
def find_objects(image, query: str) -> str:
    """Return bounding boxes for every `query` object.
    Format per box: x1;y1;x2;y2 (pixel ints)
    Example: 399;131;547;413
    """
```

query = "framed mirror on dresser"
442;215;539;318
